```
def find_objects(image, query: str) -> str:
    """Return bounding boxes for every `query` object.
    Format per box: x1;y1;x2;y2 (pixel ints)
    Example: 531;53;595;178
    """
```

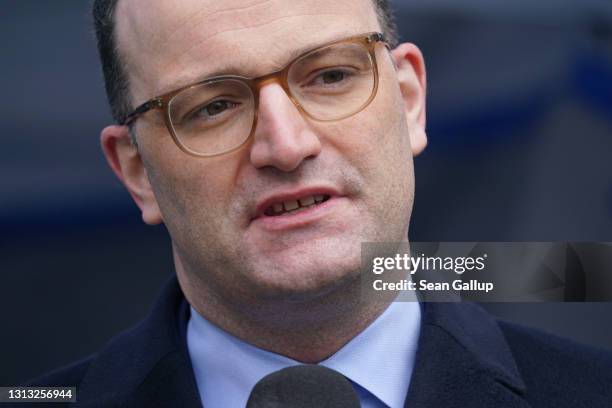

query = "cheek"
320;79;415;230
323;78;412;176
367;73;414;177
144;143;244;251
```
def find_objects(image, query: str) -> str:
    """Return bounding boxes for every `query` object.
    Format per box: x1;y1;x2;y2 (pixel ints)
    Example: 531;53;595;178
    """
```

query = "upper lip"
252;185;342;221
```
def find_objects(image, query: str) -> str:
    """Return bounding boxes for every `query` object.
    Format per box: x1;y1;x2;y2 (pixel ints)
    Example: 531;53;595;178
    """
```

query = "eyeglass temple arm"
122;98;163;126
367;32;386;44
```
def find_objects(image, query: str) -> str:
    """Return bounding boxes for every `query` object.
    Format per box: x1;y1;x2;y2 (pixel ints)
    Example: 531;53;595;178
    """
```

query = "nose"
249;83;322;172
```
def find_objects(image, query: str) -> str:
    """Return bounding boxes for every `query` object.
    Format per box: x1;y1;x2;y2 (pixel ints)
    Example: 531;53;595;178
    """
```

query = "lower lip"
251;197;343;231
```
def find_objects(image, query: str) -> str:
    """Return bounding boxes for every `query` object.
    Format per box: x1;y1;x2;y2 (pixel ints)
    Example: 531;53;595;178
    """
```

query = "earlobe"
100;125;163;225
391;43;428;156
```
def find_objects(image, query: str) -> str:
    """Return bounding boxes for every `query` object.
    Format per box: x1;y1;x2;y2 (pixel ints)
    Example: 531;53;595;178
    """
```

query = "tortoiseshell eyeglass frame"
121;32;388;157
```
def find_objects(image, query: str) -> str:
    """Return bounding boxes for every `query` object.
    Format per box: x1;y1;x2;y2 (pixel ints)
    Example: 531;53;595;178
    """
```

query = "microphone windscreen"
246;364;361;408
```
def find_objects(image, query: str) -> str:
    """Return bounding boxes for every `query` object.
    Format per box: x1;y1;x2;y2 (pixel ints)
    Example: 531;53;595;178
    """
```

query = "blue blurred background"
1;0;611;384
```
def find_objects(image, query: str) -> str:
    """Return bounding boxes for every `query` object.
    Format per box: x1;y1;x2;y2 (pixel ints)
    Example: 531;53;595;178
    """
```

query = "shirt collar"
187;301;421;408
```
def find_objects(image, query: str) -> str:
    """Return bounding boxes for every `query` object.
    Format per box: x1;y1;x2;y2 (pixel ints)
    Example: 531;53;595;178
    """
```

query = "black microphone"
246;365;361;408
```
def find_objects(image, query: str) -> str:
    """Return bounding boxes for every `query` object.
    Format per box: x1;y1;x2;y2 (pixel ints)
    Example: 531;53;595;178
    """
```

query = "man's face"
110;0;426;305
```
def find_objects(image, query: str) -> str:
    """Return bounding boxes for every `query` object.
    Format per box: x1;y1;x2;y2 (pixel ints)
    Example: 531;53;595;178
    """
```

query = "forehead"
116;0;381;100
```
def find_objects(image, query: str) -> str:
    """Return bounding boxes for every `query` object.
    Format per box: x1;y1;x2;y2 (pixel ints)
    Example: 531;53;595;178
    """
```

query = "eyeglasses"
123;32;388;157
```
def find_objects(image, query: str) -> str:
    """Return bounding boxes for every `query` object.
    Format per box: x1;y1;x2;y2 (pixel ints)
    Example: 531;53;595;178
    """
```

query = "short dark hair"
93;0;399;124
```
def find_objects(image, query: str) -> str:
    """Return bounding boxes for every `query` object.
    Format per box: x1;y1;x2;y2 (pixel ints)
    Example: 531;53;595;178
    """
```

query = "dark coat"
24;277;612;407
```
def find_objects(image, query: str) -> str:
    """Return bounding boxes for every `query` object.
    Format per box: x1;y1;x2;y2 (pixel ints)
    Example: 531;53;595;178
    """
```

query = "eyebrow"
159;64;252;95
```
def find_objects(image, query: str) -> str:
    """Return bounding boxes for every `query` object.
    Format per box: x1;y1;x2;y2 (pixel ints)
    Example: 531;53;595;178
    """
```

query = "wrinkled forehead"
115;0;381;101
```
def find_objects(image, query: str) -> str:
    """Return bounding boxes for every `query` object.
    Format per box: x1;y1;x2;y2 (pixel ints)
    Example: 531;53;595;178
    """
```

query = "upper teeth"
300;196;315;206
284;200;299;211
267;195;328;215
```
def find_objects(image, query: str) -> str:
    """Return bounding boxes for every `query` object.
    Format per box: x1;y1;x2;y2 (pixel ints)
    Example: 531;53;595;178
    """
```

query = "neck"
177;267;394;363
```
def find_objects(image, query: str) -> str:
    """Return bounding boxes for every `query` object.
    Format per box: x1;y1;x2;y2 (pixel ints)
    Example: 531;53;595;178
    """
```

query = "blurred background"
1;0;611;385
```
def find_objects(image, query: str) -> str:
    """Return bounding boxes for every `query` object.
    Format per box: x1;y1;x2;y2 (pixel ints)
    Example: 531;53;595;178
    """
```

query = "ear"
100;125;163;225
391;43;427;156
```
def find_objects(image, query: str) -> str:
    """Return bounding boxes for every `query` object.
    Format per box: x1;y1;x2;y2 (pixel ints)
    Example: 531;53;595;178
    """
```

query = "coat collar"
75;277;530;407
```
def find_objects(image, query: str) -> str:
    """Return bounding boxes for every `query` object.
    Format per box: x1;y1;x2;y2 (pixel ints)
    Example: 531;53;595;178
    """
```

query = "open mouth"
263;194;331;217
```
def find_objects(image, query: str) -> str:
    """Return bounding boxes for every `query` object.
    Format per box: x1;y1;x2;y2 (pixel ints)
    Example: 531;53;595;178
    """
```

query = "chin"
245;241;363;301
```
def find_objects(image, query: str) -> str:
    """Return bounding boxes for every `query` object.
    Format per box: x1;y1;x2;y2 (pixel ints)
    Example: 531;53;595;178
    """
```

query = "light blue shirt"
187;301;421;408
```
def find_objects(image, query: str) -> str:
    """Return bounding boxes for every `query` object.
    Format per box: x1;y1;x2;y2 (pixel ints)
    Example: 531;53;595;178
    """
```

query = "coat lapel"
75;277;202;407
405;302;532;408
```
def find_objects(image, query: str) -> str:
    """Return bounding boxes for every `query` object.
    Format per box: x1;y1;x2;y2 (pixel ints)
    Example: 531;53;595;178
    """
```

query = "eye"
321;70;346;84
181;99;240;124
307;68;354;87
196;100;237;119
